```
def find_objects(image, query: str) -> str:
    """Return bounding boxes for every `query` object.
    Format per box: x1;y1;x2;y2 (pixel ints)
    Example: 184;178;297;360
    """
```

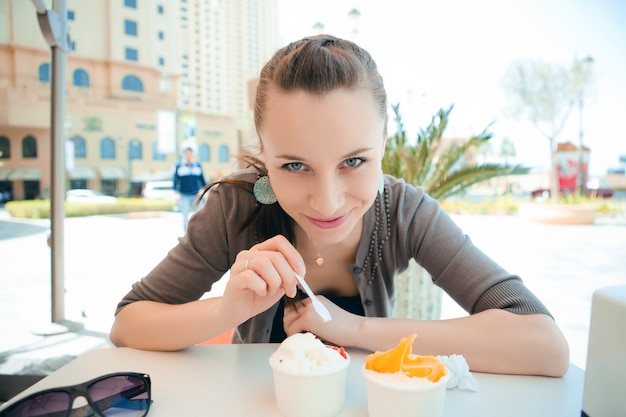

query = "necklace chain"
310;238;324;266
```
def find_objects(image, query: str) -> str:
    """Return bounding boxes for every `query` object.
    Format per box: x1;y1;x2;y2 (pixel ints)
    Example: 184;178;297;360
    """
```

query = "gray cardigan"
116;168;550;343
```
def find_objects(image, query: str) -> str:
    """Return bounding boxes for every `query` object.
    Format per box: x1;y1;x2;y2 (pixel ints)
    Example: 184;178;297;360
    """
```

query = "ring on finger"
245;258;250;270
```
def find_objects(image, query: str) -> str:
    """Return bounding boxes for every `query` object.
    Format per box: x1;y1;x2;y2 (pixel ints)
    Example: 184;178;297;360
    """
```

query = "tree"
383;104;529;200
499;137;517;195
382;104;529;320
501;58;593;201
499;137;516;164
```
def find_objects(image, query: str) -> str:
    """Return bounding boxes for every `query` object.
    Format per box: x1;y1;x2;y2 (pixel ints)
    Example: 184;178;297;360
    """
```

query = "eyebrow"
275;147;375;161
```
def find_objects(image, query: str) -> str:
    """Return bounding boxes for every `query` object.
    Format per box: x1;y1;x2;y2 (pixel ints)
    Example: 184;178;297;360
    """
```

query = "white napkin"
436;354;480;391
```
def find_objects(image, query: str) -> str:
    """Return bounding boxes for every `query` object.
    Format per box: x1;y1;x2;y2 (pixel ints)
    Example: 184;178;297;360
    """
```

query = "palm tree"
383;104;529;320
383;104;529;199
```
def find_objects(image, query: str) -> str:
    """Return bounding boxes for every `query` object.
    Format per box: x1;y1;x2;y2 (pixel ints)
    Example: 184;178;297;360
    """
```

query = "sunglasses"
0;372;152;417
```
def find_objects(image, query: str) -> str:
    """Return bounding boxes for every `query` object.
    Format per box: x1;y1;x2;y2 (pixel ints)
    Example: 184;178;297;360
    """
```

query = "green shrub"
5;198;175;219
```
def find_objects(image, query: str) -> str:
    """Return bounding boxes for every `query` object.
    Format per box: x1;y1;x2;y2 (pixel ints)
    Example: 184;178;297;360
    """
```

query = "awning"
9;167;41;180
68;166;97;179
99;166;126;180
132;170;172;183
0;167;13;181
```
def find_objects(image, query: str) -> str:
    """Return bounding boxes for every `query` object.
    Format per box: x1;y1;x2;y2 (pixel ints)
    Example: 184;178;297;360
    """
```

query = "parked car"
530;178;614;199
586;178;614;198
66;189;117;203
143;180;179;210
143;180;177;200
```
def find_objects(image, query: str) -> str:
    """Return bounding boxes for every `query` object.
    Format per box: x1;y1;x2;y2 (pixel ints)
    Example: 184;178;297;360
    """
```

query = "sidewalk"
1;208;625;389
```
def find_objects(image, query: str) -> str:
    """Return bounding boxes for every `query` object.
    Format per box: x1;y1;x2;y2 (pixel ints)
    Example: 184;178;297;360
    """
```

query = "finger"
283;304;305;336
252;235;306;276
240;256;283;296
242;242;300;298
232;267;271;297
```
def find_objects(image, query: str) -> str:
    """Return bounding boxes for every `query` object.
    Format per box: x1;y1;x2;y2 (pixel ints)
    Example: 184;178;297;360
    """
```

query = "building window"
125;47;138;61
100;137;116;159
157;5;164;14
70;136;87;158
101;179;117;196
72;69;90;87
151;142;166;161
217;144;229;163
129;140;142;160
38;63;50;82
158;57;165;66
0;136;10;159
198;143;210;162
158;31;164;40
67;10;75;20
22;135;37;158
69;40;76;51
121;75;143;92
124;0;137;8
69;179;87;190
124;19;137;36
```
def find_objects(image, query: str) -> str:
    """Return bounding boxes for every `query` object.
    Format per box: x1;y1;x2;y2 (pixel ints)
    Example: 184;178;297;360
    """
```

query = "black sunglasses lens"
3;391;71;417
88;375;150;417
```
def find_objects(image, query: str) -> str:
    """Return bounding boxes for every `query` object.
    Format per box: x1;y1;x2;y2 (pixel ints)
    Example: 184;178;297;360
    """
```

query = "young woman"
110;35;569;377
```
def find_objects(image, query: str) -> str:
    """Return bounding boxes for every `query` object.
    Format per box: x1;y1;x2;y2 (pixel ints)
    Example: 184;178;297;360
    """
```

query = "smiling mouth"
306;212;351;230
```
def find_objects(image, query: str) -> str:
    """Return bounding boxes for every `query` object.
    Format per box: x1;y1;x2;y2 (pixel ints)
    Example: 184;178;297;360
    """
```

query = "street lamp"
312;21;325;35
575;56;594;197
347;8;361;37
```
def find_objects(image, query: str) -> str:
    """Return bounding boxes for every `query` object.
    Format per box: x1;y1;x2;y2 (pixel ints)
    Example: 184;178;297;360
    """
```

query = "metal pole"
33;0;78;333
574;56;593;198
577;94;585;197
50;0;67;323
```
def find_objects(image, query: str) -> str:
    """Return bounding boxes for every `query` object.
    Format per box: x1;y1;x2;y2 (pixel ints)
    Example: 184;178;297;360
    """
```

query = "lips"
306;212;351;230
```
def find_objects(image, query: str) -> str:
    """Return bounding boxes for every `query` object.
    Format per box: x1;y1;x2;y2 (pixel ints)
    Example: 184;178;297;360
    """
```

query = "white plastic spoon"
294;273;332;322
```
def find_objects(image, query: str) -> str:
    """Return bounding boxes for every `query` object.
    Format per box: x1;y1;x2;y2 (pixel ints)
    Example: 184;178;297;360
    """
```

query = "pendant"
316;257;324;266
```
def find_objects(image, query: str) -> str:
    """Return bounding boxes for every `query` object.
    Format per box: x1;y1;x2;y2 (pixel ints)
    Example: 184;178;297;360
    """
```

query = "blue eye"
344;157;365;168
285;162;304;171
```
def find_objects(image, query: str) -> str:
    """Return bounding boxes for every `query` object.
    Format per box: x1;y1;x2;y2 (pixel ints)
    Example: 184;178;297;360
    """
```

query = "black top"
270;289;365;342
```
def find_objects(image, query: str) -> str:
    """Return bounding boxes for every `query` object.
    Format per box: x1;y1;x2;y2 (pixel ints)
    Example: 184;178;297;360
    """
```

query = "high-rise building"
0;0;279;200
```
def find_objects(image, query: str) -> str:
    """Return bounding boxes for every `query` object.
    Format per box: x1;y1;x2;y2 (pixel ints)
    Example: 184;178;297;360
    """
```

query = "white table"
2;344;584;417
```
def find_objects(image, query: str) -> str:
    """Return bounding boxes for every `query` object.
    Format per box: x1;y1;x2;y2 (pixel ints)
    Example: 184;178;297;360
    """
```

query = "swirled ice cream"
364;334;449;417
269;332;350;417
269;332;349;375
365;333;447;382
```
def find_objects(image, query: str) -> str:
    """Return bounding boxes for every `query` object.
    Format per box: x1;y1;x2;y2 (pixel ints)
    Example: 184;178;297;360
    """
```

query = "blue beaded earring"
253;175;277;205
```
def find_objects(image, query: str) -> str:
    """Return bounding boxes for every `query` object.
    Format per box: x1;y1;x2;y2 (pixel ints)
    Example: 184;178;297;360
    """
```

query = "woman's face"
259;87;386;247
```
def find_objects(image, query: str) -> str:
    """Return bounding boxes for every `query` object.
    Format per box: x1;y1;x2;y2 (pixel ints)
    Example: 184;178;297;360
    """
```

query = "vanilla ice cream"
269;332;350;417
269;332;349;375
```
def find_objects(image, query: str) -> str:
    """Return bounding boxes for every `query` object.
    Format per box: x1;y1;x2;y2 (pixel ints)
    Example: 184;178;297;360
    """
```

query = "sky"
277;0;626;176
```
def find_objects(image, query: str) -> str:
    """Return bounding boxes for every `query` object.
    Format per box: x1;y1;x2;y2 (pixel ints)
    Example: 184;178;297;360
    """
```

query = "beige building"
0;0;279;200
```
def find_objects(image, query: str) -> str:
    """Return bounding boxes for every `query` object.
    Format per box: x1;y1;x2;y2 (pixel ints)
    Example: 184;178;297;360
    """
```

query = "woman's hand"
220;235;303;327
282;296;362;347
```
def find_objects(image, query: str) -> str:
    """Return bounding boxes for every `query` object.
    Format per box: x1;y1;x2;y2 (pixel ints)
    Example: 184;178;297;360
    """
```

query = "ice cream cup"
363;368;450;417
270;353;350;417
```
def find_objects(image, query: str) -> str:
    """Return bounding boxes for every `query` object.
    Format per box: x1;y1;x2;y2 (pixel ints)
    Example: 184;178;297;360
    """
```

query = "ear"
380;135;388;161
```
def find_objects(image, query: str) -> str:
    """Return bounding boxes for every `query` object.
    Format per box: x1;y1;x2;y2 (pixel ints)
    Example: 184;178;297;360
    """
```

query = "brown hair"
255;34;388;137
200;35;388;242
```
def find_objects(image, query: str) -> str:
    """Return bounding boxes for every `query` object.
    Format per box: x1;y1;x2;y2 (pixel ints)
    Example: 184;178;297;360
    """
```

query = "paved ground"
0;206;625;383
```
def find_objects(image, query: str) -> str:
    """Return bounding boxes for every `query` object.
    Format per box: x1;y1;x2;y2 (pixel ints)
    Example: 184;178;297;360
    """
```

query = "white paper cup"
270;354;350;417
364;368;449;417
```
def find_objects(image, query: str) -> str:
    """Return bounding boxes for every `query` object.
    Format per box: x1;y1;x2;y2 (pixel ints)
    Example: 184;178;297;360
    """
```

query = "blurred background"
0;0;625;385
0;0;625;202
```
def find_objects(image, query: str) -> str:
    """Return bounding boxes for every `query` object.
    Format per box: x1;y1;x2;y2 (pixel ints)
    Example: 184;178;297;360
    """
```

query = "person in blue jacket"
173;146;206;231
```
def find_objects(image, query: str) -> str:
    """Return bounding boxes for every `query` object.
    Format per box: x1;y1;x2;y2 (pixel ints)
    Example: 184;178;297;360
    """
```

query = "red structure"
555;141;590;193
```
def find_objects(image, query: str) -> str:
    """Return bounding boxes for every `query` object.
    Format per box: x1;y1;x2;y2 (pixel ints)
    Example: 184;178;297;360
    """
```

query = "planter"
518;203;596;225
392;259;442;320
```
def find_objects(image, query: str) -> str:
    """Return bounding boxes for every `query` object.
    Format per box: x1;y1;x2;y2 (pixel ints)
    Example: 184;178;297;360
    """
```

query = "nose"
308;173;344;217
